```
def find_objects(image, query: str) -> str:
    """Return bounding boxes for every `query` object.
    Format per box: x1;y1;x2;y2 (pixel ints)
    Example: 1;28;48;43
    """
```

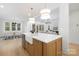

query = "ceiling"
69;3;79;12
0;3;60;20
0;3;78;20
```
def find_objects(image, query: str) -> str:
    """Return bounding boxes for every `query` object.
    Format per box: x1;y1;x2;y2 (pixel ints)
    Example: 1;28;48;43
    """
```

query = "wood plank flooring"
67;43;79;56
0;38;29;56
1;38;79;56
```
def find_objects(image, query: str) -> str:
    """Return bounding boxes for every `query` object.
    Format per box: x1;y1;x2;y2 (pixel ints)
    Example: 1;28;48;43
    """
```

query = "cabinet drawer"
43;40;56;56
24;41;29;50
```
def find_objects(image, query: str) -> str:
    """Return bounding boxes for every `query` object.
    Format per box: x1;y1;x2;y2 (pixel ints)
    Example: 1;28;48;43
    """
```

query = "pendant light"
40;4;51;20
29;17;35;23
28;8;35;23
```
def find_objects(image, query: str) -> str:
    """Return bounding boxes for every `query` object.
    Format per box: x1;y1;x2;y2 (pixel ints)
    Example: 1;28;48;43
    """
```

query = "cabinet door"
56;38;62;56
43;40;56;56
28;43;34;56
24;41;29;51
42;43;47;56
33;39;43;56
22;34;25;48
24;41;34;55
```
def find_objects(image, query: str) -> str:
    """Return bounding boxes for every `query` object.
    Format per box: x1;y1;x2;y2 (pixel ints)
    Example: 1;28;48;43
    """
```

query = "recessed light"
0;5;4;8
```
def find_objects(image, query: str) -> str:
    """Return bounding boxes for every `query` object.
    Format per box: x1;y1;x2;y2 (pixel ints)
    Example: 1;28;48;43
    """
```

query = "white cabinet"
26;21;58;34
26;22;45;33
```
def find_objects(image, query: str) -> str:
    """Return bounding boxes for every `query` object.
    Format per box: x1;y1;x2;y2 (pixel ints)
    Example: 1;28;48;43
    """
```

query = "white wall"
0;20;4;34
70;10;79;44
59;3;69;54
22;19;27;33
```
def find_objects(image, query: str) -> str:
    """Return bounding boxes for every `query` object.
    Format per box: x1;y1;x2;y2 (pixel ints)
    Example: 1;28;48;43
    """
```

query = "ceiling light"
29;17;35;23
0;5;4;8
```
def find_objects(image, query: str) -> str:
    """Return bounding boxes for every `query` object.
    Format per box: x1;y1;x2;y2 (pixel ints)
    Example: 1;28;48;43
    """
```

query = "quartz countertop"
23;33;61;44
32;33;61;43
23;33;33;44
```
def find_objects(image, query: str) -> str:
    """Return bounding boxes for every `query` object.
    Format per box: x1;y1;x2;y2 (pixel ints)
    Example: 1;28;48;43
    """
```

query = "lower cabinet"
28;43;34;56
33;39;43;56
33;38;62;56
24;41;34;56
24;41;29;52
23;38;62;56
56;38;62;56
43;40;56;56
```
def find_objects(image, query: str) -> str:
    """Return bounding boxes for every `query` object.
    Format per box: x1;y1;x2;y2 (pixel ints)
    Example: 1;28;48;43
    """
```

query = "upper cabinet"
27;20;58;34
31;23;44;33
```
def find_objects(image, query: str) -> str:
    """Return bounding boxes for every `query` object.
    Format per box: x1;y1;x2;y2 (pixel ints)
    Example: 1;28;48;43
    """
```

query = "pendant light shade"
29;17;35;23
40;13;51;19
40;9;51;14
28;8;35;23
40;8;51;19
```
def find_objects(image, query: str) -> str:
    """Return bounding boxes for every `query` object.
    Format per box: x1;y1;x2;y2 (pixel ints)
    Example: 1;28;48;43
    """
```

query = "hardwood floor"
0;38;29;56
67;43;79;56
1;38;79;56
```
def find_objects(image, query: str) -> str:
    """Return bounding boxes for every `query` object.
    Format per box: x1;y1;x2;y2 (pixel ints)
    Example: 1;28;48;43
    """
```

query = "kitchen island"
22;33;62;56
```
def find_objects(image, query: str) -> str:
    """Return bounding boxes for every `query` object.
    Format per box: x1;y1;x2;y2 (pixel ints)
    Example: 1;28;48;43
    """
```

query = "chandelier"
40;8;51;19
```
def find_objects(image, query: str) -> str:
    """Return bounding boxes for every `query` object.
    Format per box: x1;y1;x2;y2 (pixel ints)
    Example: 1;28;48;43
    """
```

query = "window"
17;23;21;31
5;22;10;31
5;22;21;31
12;22;16;31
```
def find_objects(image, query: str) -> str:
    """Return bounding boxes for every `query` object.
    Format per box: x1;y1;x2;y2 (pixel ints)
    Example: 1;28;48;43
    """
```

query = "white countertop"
33;33;61;43
23;33;61;44
23;33;33;44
